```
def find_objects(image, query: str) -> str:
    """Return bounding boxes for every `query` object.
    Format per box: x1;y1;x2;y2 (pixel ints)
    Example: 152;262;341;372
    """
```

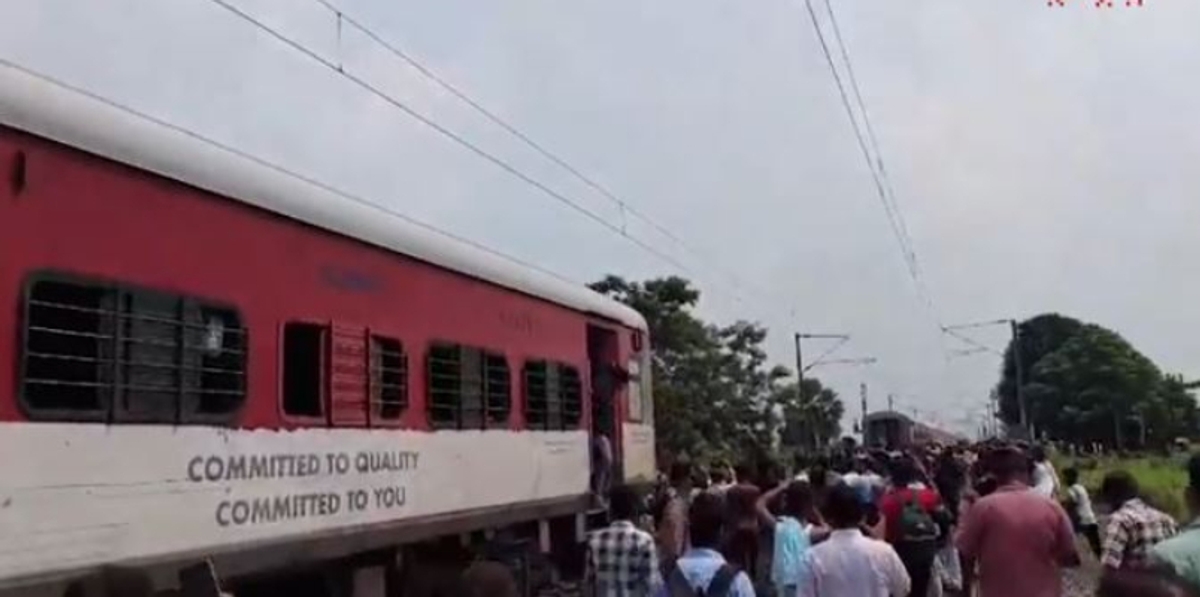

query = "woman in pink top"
956;448;1080;597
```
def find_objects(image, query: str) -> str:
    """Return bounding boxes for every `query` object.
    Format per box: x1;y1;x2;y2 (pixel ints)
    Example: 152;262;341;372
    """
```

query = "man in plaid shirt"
586;485;662;597
1099;470;1178;570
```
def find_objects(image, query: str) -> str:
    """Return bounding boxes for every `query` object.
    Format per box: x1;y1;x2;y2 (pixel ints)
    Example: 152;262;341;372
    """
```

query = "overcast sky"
5;0;1197;435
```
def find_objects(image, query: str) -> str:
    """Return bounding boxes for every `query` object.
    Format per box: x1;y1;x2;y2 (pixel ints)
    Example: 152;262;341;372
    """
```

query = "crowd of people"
583;441;1200;597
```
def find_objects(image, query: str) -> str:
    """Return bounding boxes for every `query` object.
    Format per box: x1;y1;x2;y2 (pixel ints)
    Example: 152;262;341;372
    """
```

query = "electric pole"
1010;319;1029;440
792;333;874;450
793;333;805;391
942;318;1030;440
794;332;851;379
860;383;868;432
989;389;999;437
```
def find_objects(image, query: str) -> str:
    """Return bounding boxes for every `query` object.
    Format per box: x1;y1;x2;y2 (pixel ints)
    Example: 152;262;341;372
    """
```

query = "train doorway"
587;325;623;488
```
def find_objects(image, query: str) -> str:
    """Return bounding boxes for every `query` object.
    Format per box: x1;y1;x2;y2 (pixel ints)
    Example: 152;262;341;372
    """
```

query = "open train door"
587;325;623;484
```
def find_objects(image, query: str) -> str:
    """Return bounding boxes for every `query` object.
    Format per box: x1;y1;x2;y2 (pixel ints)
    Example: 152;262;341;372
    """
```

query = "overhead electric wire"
942;328;1003;357
313;1;677;241
819;0;947;324
205;0;701;280
807;0;962;405
821;1;945;326
309;0;779;304
802;0;920;290
804;336;851;372
944;319;1012;331
199;0;820;318
821;0;916;270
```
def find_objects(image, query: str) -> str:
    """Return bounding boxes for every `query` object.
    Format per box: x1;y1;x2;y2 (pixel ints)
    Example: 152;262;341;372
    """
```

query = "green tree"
997;313;1084;426
590;275;830;466
772;378;844;452
997;314;1196;449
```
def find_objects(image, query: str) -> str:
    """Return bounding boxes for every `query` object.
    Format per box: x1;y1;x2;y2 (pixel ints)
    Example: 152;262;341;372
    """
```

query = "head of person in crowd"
669;460;692;491
1097;569;1200;597
840;436;858;453
1063;467;1080;488
889;456;923;488
875;453;889;470
734;463;755;486
710;466;730;488
1100;470;1141;511
456;561;521;597
762;459;785;487
688;492;727;550
794;454;810;475
808;464;829;489
822;483;865;530
937;447;960;471
782;480;816;520
1030;445;1048;464
692;469;710;492
990;446;1032;486
609;484;641;522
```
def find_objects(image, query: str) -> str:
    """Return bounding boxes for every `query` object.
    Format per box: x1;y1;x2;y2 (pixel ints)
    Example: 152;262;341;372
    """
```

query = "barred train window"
370;335;407;420
22;276;246;423
427;343;510;429
524;361;582;431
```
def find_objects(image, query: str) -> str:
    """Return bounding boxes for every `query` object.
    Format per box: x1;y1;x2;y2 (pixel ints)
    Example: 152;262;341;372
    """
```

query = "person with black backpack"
657;492;756;597
879;457;951;597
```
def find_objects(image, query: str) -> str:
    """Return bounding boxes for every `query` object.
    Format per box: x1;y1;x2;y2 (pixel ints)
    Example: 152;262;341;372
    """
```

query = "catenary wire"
205;0;702;280
309;0;783;303
802;0;920;288
822;0;916;271
807;0;962;406
820;0;946;324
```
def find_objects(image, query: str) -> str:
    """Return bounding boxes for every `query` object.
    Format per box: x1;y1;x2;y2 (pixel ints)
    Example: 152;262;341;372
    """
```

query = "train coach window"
427;343;510;430
282;323;325;418
524;361;582;431
369;335;407;420
485;353;512;425
22;275;246;424
562;367;582;427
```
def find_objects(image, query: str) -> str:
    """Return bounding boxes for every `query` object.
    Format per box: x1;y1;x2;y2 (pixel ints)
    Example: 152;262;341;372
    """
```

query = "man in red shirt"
879;456;947;597
957;447;1080;597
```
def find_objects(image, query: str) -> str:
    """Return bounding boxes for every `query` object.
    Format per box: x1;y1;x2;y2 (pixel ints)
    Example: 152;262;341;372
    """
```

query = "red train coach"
0;62;656;595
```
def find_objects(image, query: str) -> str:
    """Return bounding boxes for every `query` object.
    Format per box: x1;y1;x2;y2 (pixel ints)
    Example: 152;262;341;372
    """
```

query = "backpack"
898;490;939;544
667;563;738;597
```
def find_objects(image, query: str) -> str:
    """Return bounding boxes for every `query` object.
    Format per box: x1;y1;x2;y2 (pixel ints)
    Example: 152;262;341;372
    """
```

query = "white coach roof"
0;62;646;331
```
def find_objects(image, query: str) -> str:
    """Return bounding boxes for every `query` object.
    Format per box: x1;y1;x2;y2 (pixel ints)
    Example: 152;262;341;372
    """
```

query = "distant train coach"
863;411;962;450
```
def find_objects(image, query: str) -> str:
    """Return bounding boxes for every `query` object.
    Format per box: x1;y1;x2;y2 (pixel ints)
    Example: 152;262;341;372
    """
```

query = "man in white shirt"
800;484;911;597
1063;466;1101;557
1030;446;1060;499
